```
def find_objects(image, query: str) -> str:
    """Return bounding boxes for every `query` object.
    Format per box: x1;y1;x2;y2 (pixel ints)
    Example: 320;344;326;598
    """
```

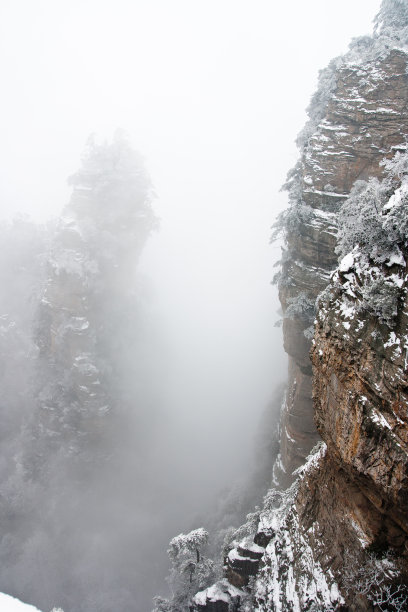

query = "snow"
306;208;338;236
384;180;408;210
362;107;398;114
228;548;253;563
311;209;338;221
339;300;355;320
245;541;265;555
193;590;208;606
385;249;405;267
294;442;327;477
272;453;286;486
0;594;43;612
345;286;357;298
389;273;404;288
319;150;354;157
339;252;354;273
204;584;230;603
320;121;348;131
292;259;332;280
254;458;344;611
258;509;280;535
370;409;392;431
285;425;296;444
304;188;348;199
193;580;243;607
330;582;342;601
332;95;367;103
384;332;400;348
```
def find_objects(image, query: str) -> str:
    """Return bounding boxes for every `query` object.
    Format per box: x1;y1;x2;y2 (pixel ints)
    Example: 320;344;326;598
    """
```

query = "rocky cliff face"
276;44;408;485
191;3;408;610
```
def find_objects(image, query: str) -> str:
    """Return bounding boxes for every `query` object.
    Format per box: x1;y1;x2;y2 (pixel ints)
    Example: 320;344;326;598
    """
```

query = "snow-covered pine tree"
335;146;408;326
153;528;216;612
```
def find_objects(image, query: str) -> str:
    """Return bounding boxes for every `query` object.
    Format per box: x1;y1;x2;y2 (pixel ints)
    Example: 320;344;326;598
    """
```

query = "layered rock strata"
277;45;408;484
266;35;408;606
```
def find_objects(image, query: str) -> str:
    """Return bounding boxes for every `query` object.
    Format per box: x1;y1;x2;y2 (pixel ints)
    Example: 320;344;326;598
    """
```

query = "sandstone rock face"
311;245;408;557
277;45;408;483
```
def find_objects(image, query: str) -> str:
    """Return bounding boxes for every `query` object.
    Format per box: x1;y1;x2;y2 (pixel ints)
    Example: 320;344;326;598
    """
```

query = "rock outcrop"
265;14;408;604
225;539;266;588
276;44;408;485
192;581;243;612
312;250;408;543
191;2;408;610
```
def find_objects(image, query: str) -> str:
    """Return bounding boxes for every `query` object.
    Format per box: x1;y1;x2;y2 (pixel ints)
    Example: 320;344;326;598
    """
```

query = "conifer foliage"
335;146;408;326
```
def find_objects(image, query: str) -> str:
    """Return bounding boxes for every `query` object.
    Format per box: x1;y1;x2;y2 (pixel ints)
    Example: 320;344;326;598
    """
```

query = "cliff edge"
191;2;408;610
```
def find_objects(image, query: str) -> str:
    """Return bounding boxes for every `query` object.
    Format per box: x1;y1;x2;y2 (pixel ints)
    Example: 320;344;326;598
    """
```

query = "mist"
0;1;381;611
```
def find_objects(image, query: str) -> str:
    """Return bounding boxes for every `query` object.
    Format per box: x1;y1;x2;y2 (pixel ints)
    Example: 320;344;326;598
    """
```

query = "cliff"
275;43;408;485
190;2;408;610
29;134;156;469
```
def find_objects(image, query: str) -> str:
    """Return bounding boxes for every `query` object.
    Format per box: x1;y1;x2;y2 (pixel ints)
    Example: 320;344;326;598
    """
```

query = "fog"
0;1;380;611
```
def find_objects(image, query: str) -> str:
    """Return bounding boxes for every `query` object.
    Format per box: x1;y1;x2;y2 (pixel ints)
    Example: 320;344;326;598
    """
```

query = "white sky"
0;0;381;222
0;0;382;484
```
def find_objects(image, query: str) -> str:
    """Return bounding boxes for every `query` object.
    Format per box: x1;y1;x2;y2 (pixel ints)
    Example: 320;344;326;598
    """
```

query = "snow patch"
385;249;405;267
339;252;354;273
384;332;400;348
294;442;327;478
370;409;392;431
339;300;355;320
0;593;44;612
193;580;243;607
